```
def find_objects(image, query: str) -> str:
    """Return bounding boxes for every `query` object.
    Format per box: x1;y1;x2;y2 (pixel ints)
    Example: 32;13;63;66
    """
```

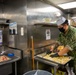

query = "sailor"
50;16;76;75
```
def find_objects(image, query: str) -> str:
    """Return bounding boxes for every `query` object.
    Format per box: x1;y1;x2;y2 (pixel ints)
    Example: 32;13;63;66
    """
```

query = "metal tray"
36;53;73;65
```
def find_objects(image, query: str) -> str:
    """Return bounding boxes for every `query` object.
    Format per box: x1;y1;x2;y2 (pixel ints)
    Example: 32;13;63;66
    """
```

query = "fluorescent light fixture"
58;1;76;9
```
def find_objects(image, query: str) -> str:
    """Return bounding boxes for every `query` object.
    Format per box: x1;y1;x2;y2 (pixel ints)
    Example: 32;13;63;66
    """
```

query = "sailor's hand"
46;50;52;54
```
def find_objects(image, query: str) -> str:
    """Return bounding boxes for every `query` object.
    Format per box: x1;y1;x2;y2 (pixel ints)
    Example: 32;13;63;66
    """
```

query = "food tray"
36;53;73;65
0;55;11;62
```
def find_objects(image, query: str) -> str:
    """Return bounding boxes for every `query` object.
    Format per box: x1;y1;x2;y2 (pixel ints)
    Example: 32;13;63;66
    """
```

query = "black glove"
46;50;52;54
50;53;59;57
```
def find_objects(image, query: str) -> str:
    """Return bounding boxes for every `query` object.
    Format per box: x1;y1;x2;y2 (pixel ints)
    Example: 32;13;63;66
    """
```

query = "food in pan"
36;53;72;65
0;55;10;62
43;54;71;64
36;52;47;57
57;45;64;51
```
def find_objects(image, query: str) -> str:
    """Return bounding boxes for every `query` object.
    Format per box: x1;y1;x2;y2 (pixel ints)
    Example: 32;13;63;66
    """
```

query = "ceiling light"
58;1;76;9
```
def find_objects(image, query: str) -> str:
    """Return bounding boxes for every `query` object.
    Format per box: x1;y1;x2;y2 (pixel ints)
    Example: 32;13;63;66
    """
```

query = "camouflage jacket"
58;26;76;58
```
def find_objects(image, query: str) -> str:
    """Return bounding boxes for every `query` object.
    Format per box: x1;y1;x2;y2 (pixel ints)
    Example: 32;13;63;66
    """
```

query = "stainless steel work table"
0;55;21;75
34;52;73;75
34;56;59;75
0;49;22;75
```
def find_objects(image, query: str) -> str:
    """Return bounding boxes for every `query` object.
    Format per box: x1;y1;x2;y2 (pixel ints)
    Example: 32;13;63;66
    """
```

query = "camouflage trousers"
68;59;76;74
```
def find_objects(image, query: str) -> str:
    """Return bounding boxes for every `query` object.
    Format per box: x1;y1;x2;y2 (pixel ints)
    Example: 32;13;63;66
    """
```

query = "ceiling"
0;0;76;16
40;0;76;16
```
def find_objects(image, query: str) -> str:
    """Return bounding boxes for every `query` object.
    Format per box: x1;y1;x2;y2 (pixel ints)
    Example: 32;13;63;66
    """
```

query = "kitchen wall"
0;0;65;74
0;0;28;75
26;0;62;49
0;0;27;56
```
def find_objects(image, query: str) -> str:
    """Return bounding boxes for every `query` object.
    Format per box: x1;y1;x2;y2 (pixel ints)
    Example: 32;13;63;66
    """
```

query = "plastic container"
7;53;14;57
23;70;52;75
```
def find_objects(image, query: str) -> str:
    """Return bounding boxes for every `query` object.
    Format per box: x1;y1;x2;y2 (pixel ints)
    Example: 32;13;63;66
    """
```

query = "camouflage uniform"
58;26;76;73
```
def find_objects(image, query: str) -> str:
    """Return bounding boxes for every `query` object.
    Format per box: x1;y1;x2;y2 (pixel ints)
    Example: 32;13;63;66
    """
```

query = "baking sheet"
36;53;73;65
